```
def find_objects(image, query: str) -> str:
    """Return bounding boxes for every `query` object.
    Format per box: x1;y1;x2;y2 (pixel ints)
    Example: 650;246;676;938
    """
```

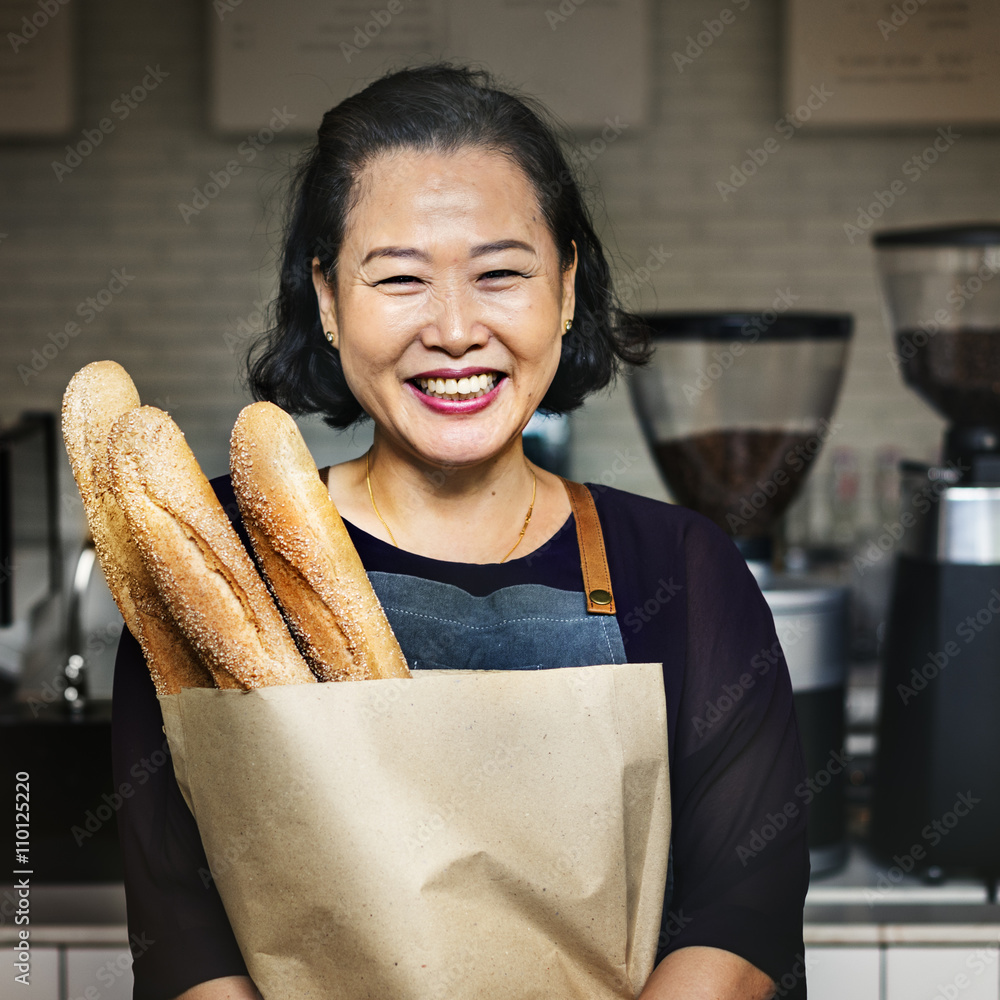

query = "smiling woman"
247;65;647;563
112;64;809;1000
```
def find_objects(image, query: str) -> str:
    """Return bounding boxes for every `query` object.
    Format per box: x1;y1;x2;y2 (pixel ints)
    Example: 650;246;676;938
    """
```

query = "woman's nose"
418;289;489;356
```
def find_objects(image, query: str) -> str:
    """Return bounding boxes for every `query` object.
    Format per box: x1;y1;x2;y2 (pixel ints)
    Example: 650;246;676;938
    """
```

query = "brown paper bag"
159;661;670;1000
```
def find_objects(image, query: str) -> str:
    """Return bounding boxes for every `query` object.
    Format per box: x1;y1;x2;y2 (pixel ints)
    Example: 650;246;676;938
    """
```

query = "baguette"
230;402;409;682
109;405;316;689
61;362;215;694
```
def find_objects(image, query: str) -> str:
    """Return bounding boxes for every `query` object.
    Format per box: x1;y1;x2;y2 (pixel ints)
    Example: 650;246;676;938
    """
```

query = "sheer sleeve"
662;514;809;994
594;486;809;997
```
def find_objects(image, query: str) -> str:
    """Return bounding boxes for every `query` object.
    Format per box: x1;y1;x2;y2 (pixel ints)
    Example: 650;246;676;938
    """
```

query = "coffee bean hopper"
870;224;1000;875
629;312;854;874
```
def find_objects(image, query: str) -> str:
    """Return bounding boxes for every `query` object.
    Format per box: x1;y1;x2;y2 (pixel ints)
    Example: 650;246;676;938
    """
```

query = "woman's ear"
561;241;578;334
312;257;339;349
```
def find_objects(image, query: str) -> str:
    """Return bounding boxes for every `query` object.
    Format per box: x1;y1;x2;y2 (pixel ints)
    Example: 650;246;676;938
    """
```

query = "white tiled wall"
65;948;133;1000
2;0;998;542
0;946;132;1000
3;940;998;998
806;945;1000;1000
0;945;59;1000
885;947;1000;1000
807;945;881;1000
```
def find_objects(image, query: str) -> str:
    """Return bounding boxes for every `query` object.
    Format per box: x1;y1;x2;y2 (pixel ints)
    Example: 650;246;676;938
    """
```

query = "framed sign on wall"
0;0;74;135
210;0;649;134
784;0;1000;127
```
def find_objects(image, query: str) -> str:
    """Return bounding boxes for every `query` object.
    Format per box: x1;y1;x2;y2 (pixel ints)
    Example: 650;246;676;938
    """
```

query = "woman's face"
313;146;576;472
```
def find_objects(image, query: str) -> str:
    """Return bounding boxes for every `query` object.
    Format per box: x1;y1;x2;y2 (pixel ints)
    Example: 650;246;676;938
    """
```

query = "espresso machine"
871;224;1000;874
629;312;854;874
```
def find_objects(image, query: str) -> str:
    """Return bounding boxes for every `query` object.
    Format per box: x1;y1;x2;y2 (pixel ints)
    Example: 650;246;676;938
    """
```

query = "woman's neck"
326;438;570;564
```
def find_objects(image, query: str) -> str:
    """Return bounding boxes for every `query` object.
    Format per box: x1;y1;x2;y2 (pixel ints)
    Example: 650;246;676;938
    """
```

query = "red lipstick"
406;373;505;414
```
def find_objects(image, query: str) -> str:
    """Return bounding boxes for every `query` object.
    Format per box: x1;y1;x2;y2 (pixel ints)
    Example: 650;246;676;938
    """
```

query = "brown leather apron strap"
560;478;616;615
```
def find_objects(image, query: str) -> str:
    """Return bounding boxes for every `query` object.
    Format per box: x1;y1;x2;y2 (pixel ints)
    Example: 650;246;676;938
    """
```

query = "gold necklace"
365;450;537;563
366;449;398;547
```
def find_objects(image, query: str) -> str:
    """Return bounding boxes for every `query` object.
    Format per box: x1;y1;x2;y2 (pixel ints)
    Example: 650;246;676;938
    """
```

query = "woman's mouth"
413;372;499;401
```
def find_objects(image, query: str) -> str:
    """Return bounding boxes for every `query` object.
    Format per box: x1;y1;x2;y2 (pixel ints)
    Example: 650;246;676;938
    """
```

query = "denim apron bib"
365;479;626;672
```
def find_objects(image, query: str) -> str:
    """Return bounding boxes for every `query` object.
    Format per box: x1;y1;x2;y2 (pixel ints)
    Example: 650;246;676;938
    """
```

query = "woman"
113;64;809;1000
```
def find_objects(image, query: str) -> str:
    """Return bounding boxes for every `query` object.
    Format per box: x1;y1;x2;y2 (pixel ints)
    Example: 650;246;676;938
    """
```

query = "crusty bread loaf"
109;405;316;689
230;402;410;682
61;362;215;694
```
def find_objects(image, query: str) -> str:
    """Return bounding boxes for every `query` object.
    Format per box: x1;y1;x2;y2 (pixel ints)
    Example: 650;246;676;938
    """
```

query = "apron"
364;477;675;936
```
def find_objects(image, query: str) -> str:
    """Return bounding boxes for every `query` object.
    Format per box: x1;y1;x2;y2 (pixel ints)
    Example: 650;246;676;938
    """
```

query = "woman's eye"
375;274;422;286
480;270;526;281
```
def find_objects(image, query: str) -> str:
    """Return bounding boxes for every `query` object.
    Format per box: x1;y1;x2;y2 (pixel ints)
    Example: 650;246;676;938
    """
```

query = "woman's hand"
639;946;776;1000
174;976;262;1000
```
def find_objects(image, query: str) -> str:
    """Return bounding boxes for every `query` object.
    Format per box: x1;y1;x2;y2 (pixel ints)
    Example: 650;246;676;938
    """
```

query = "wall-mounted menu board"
211;0;648;134
0;0;74;135
785;0;1000;127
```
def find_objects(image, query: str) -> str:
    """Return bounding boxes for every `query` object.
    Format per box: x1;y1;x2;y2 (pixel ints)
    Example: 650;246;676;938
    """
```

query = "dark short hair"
247;63;650;428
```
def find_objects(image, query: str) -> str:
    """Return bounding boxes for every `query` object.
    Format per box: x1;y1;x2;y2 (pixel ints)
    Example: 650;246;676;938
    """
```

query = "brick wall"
2;0;997;546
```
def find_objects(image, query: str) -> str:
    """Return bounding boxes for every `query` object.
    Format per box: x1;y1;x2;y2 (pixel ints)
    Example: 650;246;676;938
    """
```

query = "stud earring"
324;330;336;347
564;319;573;332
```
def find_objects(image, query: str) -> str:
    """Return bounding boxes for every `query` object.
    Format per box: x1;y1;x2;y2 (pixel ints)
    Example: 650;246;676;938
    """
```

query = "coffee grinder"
629;312;854;874
871;224;1000;875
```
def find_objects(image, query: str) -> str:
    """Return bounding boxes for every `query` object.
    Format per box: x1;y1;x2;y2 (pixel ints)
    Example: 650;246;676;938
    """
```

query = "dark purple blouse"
112;478;808;999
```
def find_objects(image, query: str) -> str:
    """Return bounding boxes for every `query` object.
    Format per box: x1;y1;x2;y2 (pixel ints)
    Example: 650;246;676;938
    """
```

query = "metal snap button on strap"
589;589;613;607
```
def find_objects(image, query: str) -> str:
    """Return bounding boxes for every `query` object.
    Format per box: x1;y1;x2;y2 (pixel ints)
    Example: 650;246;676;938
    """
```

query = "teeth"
417;373;498;400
